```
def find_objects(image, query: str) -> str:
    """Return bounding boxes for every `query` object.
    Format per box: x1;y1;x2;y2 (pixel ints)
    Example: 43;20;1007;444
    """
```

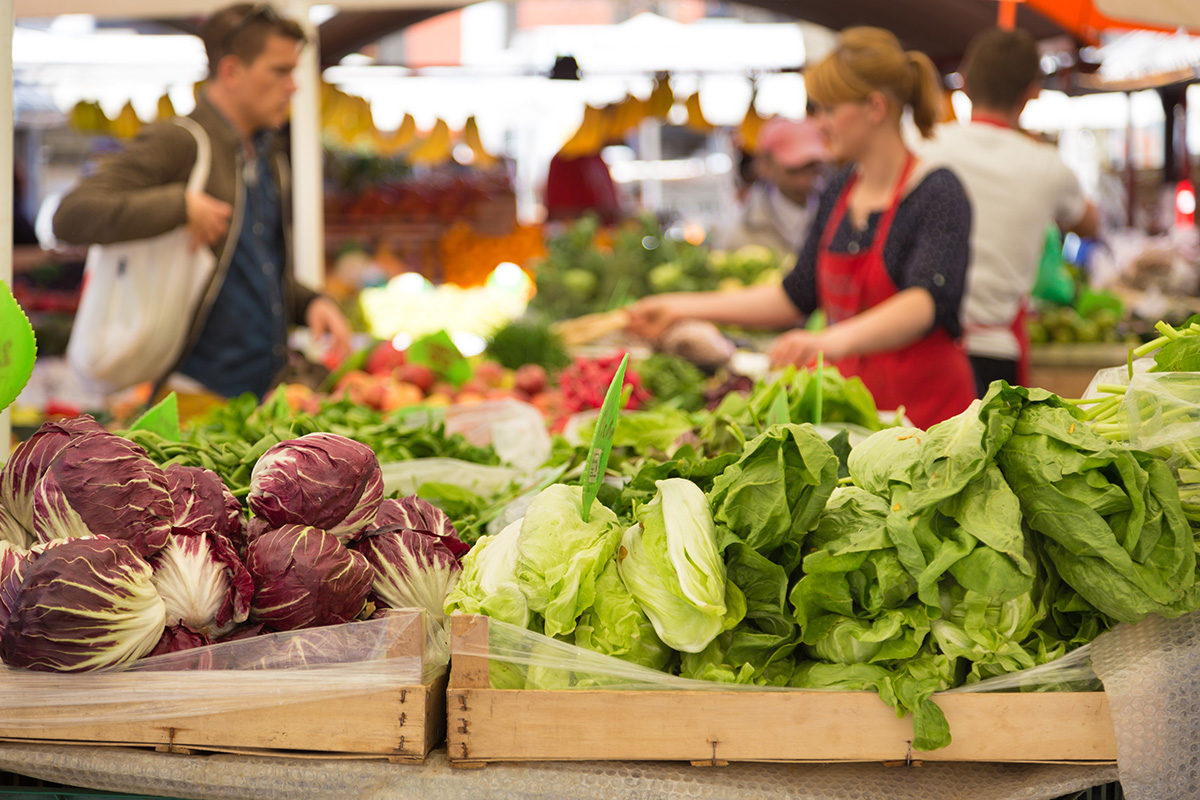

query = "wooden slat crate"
447;614;1117;767
0;609;445;762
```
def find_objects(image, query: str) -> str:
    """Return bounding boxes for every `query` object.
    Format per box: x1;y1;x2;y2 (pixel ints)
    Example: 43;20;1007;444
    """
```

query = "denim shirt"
180;130;288;398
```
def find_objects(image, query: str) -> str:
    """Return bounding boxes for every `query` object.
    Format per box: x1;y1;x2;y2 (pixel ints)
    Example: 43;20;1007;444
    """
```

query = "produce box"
0;608;445;762
447;614;1117;767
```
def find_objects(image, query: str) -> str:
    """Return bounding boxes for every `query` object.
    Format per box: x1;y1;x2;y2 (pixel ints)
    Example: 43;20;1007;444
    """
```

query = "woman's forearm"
673;283;805;330
825;287;936;357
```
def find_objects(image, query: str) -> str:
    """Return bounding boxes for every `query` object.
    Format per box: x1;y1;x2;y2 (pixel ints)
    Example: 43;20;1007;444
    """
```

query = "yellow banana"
684;91;713;134
739;96;765;153
462;116;498;168
156;93;176;121
407;118;453;165
648;74;674;119
372;113;417;157
70;101;93;132
111;101;143;139
560;105;607;158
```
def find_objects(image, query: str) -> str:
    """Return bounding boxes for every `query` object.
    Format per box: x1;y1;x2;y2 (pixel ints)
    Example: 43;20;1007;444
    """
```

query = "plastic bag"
401;399;550;472
0;609;438;726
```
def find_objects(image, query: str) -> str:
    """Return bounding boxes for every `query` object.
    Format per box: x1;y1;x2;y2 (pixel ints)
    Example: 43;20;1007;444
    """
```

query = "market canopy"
13;0;1200;69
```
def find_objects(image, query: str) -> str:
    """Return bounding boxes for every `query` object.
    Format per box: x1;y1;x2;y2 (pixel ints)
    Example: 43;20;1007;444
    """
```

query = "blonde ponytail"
906;50;942;139
805;27;944;139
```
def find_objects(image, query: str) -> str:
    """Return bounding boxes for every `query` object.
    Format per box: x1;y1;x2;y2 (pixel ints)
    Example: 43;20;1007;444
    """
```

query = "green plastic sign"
407;331;472;388
129;392;181;441
580;353;628;523
0;281;37;413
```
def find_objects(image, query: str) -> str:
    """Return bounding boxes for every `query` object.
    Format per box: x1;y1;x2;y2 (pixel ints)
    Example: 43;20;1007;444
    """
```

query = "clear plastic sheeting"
1091;611;1200;800
0;611;438;726
459;614;1101;695
0;743;1119;800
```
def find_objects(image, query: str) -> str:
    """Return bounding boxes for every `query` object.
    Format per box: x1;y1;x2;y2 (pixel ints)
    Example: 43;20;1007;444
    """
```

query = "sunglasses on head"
222;3;284;48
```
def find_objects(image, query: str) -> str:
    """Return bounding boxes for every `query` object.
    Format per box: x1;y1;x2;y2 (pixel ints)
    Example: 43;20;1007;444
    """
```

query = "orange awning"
1016;0;1200;45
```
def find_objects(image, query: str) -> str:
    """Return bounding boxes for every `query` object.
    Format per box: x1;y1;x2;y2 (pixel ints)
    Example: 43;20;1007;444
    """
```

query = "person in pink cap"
714;117;832;254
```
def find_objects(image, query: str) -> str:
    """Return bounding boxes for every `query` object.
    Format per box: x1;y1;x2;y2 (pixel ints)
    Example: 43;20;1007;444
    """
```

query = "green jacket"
53;92;319;331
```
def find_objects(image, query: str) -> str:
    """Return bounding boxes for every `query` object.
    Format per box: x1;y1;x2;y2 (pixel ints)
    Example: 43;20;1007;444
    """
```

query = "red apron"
816;156;976;429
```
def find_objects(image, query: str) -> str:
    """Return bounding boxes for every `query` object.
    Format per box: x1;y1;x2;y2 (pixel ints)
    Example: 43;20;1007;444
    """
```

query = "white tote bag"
67;117;221;395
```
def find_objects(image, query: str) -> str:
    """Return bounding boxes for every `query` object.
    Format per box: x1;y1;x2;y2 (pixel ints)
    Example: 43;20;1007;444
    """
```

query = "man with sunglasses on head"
54;3;352;399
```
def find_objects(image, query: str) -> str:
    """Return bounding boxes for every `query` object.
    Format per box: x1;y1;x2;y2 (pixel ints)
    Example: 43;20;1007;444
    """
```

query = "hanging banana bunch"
462;116;498;168
406;118;453;165
560;105;608;158
683;91;713;134
607;94;645;140
156;93;176;121
648;73;674;119
111;101;143;139
739;89;765;153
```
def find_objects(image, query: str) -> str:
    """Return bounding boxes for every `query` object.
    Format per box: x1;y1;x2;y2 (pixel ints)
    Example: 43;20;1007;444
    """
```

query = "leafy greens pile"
447;382;1200;751
123;390;500;501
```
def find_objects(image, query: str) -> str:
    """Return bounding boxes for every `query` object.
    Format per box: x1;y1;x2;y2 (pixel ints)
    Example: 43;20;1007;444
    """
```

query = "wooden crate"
0;610;446;762
447;614;1117;767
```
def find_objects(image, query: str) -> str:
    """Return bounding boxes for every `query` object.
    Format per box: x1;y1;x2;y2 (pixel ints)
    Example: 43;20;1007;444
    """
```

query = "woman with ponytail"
628;27;975;428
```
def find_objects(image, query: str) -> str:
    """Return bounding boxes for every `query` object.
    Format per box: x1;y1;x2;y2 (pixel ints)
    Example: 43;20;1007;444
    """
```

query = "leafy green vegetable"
708;423;838;564
617;479;742;653
514;484;624;638
443;520;530;629
573;562;674;671
638;354;707;412
485;317;571;373
996;400;1198;622
123;394;500;502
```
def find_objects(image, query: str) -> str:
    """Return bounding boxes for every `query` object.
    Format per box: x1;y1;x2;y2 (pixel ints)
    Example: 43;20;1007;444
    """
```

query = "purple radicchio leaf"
31;432;173;557
375;497;469;562
147;624;213;659
248;433;383;540
150;529;253;637
165;464;243;539
0;537;166;672
351;525;461;627
245;524;372;632
0;416;105;535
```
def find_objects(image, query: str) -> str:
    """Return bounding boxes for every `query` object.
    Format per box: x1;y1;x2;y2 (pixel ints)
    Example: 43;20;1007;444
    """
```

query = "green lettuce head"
514;484;623;638
573;561;673;671
617;478;740;653
443;519;530;629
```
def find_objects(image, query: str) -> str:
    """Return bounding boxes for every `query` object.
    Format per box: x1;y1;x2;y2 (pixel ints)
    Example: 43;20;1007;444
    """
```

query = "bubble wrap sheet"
1091;611;1200;800
0;744;1115;800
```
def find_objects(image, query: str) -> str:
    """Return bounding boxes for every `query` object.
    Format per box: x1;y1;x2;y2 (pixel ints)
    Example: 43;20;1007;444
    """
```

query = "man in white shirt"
920;28;1099;395
713;118;831;255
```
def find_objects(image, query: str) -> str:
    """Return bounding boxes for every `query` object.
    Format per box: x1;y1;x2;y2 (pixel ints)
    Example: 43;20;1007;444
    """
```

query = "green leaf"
129;392;181;442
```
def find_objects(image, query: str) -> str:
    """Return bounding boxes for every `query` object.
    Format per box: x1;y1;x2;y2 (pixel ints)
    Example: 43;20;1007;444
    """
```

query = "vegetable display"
0;419;468;673
123;393;500;501
447;379;1200;752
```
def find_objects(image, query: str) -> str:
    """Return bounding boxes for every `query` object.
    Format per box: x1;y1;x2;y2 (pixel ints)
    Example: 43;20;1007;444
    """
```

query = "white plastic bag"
402;399;551;472
66;117;221;394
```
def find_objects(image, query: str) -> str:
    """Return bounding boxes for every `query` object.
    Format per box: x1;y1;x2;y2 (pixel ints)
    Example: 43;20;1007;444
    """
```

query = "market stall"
7;3;1200;799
